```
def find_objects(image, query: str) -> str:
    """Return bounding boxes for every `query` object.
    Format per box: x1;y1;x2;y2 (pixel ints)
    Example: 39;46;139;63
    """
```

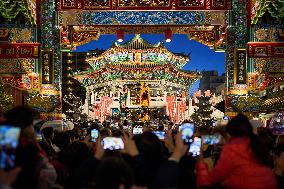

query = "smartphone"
133;127;143;135
202;134;221;145
0;125;21;169
91;129;99;142
179;123;194;143
152;131;165;140
102;137;124;150
189;137;201;157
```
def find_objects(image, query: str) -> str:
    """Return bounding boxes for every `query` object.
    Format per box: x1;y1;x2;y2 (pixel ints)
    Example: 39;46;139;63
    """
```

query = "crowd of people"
0;106;284;189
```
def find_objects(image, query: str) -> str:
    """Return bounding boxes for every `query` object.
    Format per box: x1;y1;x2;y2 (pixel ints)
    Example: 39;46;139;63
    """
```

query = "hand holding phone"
133;126;143;135
189;137;201;157
202;134;221;145
0;126;21;169
91;129;99;142
179;123;194;143
152;131;165;140
102;137;124;150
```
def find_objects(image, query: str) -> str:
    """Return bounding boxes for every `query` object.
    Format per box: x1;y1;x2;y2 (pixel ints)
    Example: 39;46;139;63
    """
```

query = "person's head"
95;157;134;189
274;143;284;175
41;126;54;141
226;113;272;166
53;131;71;151
134;132;162;164
4;106;37;140
68;129;80;143
63;141;92;170
100;128;111;138
225;113;253;138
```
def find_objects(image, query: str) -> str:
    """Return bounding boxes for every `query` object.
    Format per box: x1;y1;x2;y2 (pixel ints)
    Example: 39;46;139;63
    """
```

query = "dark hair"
274;143;284;157
134;132;162;167
41;127;54;140
4;106;37;129
226;114;272;166
53;131;71;151
95;157;134;189
62;141;92;171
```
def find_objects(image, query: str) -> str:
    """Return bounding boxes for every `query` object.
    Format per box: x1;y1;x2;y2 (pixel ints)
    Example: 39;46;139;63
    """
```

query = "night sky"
74;34;225;95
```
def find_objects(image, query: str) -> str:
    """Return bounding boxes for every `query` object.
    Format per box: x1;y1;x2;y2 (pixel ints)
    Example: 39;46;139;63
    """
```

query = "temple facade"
74;35;201;122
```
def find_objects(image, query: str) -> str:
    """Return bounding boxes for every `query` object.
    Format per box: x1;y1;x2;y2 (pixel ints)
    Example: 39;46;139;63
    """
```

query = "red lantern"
116;29;124;42
164;29;172;42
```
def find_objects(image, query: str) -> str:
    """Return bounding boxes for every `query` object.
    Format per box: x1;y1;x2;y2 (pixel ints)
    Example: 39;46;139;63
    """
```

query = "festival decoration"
140;82;150;107
0;28;9;42
248;42;284;58
71;35;201;122
234;49;247;84
0;43;39;59
0;0;37;24
251;0;284;24
0;81;14;112
0;58;35;74
164;29;172;42
41;50;54;84
116;30;124;42
59;0;231;10
94;96;113;122
191;92;214;130
58;10;226;26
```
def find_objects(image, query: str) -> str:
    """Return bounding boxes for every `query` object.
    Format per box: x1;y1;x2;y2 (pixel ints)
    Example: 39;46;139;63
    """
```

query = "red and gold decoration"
0;43;39;59
59;0;231;10
0;28;9;42
94;96;113;122
248;42;284;58
247;73;258;90
71;29;100;47
140;82;150;107
72;35;201;123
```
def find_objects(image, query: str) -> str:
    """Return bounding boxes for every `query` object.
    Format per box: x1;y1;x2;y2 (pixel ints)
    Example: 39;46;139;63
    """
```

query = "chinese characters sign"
235;49;247;84
0;43;39;59
41;51;54;84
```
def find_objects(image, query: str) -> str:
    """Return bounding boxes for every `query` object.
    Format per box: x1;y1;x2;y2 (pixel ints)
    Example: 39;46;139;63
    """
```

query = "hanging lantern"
116;29;124;42
164;29;172;42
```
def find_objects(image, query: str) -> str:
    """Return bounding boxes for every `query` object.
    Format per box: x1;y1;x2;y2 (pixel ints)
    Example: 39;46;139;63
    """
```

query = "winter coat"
196;137;277;189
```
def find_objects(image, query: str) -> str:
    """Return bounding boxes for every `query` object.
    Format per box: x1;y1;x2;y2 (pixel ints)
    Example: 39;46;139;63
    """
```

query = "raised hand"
169;132;188;162
94;135;105;160
164;130;175;153
122;131;139;157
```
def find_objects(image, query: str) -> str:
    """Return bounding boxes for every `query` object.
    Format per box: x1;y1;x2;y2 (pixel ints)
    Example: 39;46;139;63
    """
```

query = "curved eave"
74;63;201;89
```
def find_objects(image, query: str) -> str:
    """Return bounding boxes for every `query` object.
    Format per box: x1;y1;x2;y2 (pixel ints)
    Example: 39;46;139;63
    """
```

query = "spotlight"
116;29;124;42
164;29;172;42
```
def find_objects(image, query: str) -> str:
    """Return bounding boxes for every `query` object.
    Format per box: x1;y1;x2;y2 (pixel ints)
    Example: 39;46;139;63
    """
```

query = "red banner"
0;43;39;59
95;96;112;122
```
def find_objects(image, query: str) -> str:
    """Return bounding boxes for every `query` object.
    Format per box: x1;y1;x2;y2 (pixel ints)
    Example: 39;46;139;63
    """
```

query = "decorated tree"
191;93;214;131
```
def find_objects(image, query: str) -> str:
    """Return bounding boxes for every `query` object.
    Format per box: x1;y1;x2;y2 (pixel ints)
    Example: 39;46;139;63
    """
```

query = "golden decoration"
72;30;100;47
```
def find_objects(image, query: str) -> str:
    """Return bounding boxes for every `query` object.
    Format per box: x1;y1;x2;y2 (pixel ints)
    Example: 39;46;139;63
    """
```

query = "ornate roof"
74;35;200;88
74;62;201;87
114;34;161;49
86;34;190;70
